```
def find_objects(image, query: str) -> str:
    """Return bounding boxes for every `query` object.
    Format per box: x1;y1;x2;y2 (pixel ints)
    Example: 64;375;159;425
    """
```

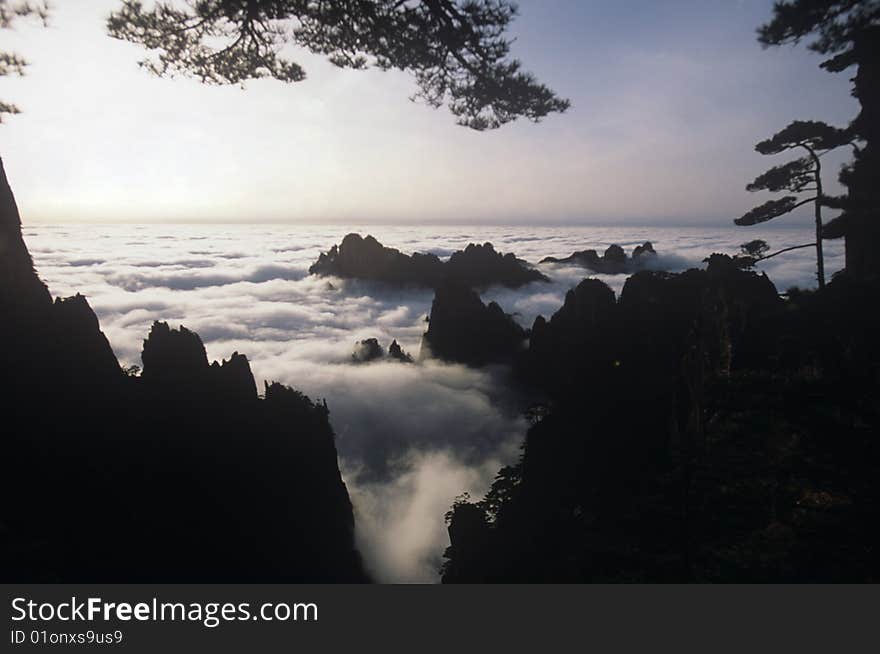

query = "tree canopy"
758;1;880;279
736;120;849;227
753;119;854;155
758;0;879;72
741;239;771;259
736;120;850;287
746;158;815;194
0;1;49;123
736;196;807;227
106;0;570;130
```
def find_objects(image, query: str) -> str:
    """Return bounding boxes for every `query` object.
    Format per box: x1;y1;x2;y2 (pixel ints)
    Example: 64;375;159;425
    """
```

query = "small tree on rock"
735;239;770;269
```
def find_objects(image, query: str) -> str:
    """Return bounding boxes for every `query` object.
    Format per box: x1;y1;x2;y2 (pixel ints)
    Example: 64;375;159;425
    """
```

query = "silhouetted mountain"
388;339;414;363
350;338;414;363
526;278;617;398
523;258;779;400
141;321;210;385
540;241;658;274
141;321;260;402
352;337;384;363
310;233;548;288
0;159;50;310
211;351;259;401
443;260;880;582
445;243;549;287
0;159;367;582
421;281;527;366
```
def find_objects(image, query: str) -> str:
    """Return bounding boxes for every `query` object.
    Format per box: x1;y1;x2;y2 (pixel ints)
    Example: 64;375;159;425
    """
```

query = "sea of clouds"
23;223;843;582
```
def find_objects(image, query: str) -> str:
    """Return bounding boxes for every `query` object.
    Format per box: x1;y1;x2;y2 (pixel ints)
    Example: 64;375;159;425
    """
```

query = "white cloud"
344;446;519;583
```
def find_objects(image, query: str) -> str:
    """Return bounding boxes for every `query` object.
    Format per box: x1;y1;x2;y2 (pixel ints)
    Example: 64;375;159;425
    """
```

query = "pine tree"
106;0;570;130
736;120;851;287
0;1;49;123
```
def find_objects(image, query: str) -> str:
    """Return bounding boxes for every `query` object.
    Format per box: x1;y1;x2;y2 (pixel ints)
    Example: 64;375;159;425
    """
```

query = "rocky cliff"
0;158;367;582
310;233;548;288
351;337;414;363
421;281;527;366
540;241;658;274
443;259;880;582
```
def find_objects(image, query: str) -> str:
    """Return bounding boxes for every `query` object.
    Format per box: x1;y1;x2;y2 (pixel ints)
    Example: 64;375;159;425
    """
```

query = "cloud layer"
23;223;843;581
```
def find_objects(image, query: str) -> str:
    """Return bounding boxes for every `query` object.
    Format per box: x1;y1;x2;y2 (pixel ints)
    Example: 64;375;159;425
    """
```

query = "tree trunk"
814;157;825;289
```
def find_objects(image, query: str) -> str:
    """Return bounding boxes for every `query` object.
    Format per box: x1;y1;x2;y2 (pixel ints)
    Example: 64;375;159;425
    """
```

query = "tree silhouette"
735;120;850;288
106;0;570;130
732;239;771;269
741;239;770;259
758;0;880;280
726;238;822;271
0;1;49;123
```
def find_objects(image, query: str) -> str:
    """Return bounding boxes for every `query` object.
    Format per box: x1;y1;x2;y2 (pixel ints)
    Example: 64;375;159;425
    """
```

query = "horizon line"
20;219;811;229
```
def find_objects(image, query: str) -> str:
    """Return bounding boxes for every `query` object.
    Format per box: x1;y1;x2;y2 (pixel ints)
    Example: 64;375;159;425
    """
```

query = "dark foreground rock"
309;233;548;288
0;159;368;582
540;241;658;274
443;258;880;582
420;281;527;366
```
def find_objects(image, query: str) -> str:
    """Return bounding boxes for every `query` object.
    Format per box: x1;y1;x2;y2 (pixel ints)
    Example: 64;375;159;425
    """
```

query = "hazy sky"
0;0;859;225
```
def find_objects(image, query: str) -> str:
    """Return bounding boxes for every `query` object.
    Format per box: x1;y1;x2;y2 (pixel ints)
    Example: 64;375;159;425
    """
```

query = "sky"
0;0;860;225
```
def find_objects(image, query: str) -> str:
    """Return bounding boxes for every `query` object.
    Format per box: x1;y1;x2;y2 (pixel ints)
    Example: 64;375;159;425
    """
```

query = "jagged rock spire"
0;157;50;307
